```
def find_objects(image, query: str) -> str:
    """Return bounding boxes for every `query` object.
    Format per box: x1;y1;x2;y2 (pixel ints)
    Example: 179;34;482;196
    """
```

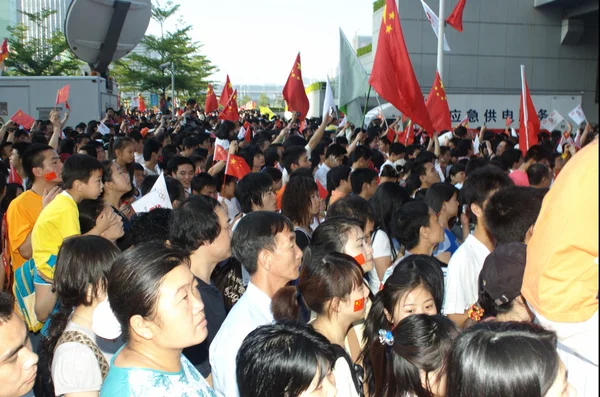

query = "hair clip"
378;329;394;346
467;304;484;322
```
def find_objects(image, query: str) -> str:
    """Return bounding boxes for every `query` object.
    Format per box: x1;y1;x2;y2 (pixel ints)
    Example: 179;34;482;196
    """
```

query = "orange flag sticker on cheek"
354;253;366;266
354;297;365;312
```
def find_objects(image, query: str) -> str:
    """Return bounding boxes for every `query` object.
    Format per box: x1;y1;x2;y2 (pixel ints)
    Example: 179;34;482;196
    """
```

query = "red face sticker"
44;172;57;181
354;253;366;266
353;297;365;312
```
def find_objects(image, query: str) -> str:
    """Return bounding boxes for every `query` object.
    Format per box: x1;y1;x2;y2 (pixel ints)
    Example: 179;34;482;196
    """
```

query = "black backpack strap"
330;344;364;397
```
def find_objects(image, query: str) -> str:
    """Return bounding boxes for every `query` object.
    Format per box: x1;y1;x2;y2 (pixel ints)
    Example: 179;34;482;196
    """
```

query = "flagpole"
361;86;372;128
374;94;389;130
520;65;529;151
437;0;446;80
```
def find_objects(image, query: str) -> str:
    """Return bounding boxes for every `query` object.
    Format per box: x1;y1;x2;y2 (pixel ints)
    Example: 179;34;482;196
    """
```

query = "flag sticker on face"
354;297;365;312
354;253;366;266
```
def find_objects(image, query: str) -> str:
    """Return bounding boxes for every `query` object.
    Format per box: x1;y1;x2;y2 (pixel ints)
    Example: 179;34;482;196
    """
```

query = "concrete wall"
367;0;599;122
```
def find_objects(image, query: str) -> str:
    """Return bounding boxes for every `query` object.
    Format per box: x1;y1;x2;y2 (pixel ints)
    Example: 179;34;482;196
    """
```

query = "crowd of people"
0;99;597;397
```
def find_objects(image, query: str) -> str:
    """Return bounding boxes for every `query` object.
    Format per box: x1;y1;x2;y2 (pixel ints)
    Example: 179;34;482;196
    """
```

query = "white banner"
420;0;451;52
568;104;587;126
131;173;172;213
98;122;110;135
540;109;565;132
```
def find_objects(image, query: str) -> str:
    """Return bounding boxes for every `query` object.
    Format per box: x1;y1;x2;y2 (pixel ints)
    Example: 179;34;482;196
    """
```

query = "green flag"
338;28;370;126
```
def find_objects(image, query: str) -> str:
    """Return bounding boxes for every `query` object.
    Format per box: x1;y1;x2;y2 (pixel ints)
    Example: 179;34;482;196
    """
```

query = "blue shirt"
100;345;216;397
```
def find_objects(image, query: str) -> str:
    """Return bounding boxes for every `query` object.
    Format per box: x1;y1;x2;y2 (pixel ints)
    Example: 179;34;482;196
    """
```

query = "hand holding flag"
56;84;71;110
10;109;35;130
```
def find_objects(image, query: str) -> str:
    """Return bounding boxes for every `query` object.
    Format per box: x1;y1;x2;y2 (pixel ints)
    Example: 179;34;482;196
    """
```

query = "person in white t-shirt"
443;166;513;327
217;174;241;221
314;144;346;190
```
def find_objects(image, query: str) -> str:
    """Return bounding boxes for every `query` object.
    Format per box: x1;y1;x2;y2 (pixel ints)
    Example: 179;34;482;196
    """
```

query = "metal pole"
437;0;446;80
171;62;175;109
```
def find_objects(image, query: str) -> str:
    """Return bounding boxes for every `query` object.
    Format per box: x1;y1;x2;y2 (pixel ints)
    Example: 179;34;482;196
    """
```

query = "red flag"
398;119;414;146
219;90;239;122
369;0;435;135
10;109;35;130
386;127;395;144
0;39;8;62
56;84;70;106
219;75;234;108
214;142;228;162
243;121;252;142
205;84;218;113
226;154;251;180
138;96;146;112
519;66;540;155
425;71;451;133
446;0;467;33
315;180;328;200
282;53;309;120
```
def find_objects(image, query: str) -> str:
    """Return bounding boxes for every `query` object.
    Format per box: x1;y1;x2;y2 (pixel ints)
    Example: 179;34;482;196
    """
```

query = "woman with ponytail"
368;314;459;397
361;255;444;394
42;236;121;397
272;251;369;397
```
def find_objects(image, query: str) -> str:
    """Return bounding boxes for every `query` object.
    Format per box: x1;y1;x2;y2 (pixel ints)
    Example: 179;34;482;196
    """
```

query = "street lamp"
160;61;175;108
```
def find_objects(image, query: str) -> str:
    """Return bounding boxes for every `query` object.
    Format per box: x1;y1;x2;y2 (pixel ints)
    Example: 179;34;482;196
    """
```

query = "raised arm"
307;114;334;152
48;110;62;150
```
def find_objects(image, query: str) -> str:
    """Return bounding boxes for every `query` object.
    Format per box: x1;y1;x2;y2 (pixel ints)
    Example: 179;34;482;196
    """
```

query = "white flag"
420;0;451;52
323;76;336;119
568;105;586;126
98;122;110;135
131;173;172;213
540;110;564;132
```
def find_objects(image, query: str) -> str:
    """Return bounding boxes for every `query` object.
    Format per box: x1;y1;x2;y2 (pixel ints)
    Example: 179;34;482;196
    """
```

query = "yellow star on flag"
297;63;301;70
386;25;392;33
389;12;394;19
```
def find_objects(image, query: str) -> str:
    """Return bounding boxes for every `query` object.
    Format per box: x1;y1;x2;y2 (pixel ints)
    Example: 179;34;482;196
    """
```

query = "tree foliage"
4;9;84;76
258;93;270;107
111;2;216;99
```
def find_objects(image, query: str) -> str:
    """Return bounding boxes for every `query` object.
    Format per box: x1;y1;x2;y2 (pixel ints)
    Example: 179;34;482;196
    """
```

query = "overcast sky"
146;0;374;87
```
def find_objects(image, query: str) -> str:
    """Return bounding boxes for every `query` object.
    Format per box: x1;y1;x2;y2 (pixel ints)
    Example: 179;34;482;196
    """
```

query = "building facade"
357;0;598;123
16;0;70;40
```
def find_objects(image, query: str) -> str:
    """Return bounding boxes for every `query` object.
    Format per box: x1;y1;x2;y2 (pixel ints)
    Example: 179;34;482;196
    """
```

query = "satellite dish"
65;0;152;76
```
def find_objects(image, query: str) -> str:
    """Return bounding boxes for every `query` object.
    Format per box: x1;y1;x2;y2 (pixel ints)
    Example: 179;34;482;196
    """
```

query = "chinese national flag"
10;109;35;130
446;0;467;33
243;121;252;142
219;75;234;108
519;67;540;155
386;127;396;144
0;38;8;63
205;84;218;113
56;84;70;107
425;71;452;133
369;0;434;135
282;53;309;120
219;90;239;122
398;119;414;146
214;143;228;162
315;179;328;200
138;96;147;112
226;154;251;180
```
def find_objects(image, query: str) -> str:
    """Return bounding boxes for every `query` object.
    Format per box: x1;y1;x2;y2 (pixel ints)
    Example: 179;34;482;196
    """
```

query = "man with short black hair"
191;172;217;198
350;145;371;170
443;166;513;327
527;163;552;188
350;168;378;200
167;156;195;194
210;212;302;397
313;143;346;189
142;139;162;176
0;292;39;397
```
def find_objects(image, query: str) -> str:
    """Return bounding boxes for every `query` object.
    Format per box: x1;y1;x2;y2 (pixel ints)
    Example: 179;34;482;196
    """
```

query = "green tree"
258;93;270;107
241;95;253;105
111;2;216;99
4;9;83;76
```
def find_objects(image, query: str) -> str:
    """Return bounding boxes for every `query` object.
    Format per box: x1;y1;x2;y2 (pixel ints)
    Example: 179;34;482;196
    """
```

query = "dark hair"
59;139;75;156
392;201;432;251
235;172;273;214
130;208;172;245
282;145;308;173
369;315;459;397
231;211;293;275
525;145;551;164
449;163;465;179
379;164;399;179
190;173;216;194
215;120;236;140
78;198;106;234
370;182;410;250
424;183;458;214
11;141;30;158
62;154;104;189
42;236;120;372
140;175;158;196
461;166;513;222
0;291;15;324
165;177;186;205
446;322;560;397
350;145;371;165
454;126;468;138
262;166;282;184
169;195;221;253
526;163;550;186
112;136;135;160
79;144;97;159
311;216;363;254
325;143;346;159
327;195;377;231
0;183;23;212
240;144;264;170
272;251;363;321
21;143;54;182
167;156;194;176
107;242;190;342
501;148;523;170
350;168;378;195
465;157;488;176
263;146;281;168
282;176;317;227
236;321;336;397
182;136;200;150
389;142;406;156
143;139;162;162
484;187;545;244
325;165;352;206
